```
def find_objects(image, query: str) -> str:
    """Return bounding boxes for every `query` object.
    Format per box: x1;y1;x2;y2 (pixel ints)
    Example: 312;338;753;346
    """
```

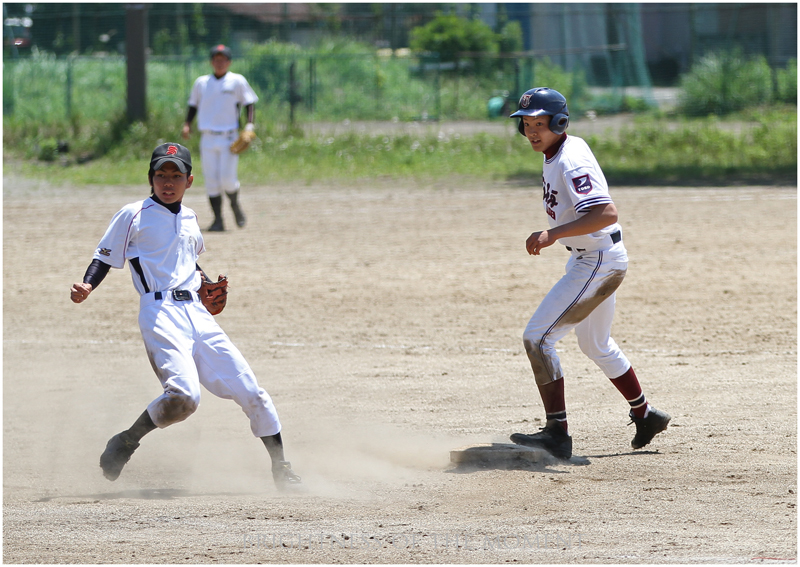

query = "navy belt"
155;290;194;301
566;230;621;252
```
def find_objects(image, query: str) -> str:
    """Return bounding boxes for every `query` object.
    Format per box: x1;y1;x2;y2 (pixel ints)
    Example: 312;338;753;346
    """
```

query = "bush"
409;14;498;63
679;49;774;116
498;20;523;54
525;58;589;114
776;59;797;103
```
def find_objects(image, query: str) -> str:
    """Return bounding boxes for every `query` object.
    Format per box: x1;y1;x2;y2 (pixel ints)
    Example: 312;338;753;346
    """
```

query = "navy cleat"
510;421;572;460
629;407;671;450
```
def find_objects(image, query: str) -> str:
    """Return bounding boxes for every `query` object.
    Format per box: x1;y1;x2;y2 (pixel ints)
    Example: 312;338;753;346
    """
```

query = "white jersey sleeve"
93;201;142;269
558;137;613;214
235;73;259;107
541;136;621;251
187;75;207;109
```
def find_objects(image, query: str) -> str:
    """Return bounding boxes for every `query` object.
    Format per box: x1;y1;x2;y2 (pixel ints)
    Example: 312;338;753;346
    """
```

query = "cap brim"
510;108;548;118
152;157;189;173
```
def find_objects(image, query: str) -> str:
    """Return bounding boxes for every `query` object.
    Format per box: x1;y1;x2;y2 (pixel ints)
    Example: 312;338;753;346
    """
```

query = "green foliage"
409;14;498;62
533;58;587;104
241;40;305;100
585;111;797;183
36;138;59;162
497;20;523;54
8;108;795;187
4;38;795;183
776;59;797;103
679;50;774;116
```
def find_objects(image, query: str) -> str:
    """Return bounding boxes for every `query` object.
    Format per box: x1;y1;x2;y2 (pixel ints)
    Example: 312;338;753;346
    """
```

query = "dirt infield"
3;176;796;563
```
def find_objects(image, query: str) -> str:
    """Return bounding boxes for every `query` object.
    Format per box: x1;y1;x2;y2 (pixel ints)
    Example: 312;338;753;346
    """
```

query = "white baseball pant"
200;131;240;198
139;291;281;437
523;241;631;385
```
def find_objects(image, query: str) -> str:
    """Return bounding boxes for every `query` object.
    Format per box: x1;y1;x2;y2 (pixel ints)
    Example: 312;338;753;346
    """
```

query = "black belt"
155;290;194;301
566;230;621;252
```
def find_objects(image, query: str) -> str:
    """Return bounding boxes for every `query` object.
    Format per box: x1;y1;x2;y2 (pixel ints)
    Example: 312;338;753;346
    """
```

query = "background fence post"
185;56;191;110
66;55;73;119
289;60;299;125
434;52;441;120
125;4;148;122
3;60;14;116
308;56;315;113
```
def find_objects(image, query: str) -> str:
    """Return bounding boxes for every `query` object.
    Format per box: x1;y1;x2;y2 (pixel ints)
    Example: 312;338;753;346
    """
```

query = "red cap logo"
166;145;178;155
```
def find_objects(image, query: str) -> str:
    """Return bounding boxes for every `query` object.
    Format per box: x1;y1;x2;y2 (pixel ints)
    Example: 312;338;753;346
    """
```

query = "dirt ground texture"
3;175;796;564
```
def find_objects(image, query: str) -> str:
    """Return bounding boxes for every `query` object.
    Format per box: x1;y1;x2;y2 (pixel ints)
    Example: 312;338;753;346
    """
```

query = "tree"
409;14;498;62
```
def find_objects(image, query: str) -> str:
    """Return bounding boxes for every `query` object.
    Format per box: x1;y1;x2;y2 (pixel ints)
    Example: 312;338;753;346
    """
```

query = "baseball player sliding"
182;44;257;232
508;88;670;460
70;142;301;490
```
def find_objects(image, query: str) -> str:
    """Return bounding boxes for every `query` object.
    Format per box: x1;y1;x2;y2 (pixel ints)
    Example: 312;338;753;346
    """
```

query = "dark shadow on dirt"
33;488;255;502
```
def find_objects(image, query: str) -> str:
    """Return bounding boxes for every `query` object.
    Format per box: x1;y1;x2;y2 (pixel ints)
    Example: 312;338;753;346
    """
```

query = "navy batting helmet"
510;88;569;136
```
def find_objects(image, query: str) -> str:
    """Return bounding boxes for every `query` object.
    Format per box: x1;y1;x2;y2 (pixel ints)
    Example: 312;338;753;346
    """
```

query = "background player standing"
70;142;301;490
182;44;257;232
507;87;670;460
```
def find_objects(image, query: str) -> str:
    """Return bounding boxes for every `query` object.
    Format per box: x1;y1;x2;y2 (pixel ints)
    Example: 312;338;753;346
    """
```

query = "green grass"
5;108;796;187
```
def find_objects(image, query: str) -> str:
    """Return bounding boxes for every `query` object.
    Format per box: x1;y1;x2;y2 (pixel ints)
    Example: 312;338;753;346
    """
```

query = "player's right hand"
70;282;93;304
181;123;191;140
526;230;559;255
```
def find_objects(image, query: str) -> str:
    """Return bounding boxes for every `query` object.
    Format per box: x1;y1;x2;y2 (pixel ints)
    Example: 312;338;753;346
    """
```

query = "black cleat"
231;203;246;228
629;407;671;450
272;461;302;491
207;219;225;232
99;431;140;481
510;421;573;460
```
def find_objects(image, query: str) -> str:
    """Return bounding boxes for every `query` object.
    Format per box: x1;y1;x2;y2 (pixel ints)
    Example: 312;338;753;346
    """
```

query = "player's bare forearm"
526;203;618;255
70;282;93;304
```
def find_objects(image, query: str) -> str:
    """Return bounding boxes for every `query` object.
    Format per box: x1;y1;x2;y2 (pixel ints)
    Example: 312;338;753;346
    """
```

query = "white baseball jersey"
188;72;258;132
541;135;622;252
94;198;205;295
92;197;282;437
523;133;631;386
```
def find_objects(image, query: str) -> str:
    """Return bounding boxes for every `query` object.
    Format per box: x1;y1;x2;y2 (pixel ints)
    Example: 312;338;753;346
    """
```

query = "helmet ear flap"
517;118;526;136
550;113;569;135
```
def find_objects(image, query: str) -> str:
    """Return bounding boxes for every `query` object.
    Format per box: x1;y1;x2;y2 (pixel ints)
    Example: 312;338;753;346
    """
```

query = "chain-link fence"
3;48;656;127
3;3;796;127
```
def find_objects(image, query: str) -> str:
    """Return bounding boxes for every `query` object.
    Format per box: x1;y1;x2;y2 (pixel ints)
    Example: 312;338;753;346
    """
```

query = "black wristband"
83;259;111;289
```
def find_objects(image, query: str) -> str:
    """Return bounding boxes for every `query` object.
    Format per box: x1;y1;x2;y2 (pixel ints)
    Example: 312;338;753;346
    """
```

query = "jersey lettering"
542;177;559;208
542;177;558;220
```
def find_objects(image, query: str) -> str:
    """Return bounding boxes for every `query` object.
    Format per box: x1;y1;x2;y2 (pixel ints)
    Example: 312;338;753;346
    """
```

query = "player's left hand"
526;231;555;255
200;274;229;315
230;124;256;154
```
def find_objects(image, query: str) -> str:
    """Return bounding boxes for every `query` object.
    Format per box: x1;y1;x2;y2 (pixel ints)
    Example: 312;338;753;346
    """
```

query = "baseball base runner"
506;87;671;460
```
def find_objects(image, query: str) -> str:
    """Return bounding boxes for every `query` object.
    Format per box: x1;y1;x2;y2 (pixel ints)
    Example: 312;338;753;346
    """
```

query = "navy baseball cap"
150;143;192;173
210;44;232;59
